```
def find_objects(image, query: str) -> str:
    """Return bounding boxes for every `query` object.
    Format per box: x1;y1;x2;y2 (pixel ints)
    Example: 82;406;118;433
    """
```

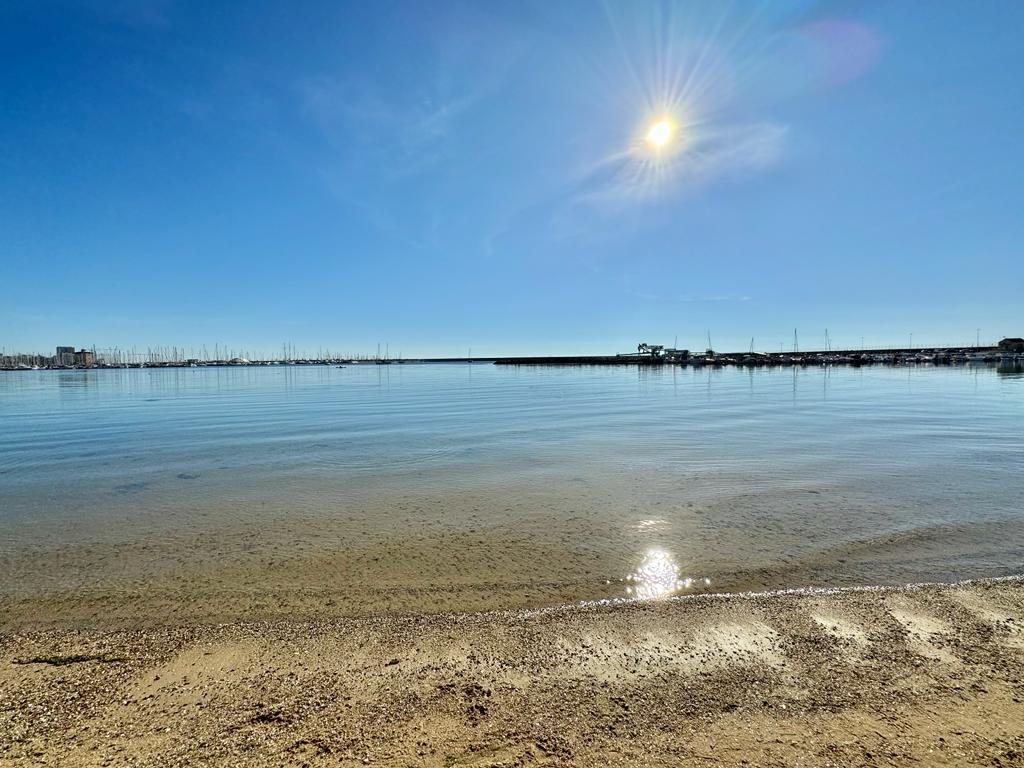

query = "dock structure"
497;343;690;366
494;342;1023;368
491;355;669;366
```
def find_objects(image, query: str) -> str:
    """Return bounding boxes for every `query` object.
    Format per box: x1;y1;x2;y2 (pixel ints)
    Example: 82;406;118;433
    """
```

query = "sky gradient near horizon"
2;1;1022;358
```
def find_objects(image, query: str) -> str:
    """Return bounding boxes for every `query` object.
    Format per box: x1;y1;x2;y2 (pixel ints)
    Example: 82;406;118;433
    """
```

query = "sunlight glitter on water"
626;548;712;600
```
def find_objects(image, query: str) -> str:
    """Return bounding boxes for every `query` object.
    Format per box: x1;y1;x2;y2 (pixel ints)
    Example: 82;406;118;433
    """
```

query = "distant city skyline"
2;1;1022;357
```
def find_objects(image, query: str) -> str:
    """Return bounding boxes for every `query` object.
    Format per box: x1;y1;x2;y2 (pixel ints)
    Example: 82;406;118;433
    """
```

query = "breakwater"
496;346;1021;367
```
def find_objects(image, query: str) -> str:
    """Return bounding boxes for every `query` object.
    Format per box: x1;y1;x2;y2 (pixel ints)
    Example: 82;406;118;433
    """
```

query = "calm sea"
1;363;1022;621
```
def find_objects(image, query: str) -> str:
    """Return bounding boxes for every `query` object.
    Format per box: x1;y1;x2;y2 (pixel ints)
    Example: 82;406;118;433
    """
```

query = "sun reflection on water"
626;548;711;600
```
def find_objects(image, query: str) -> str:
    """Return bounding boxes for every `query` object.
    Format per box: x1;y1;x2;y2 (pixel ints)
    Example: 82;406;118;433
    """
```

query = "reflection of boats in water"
996;360;1024;378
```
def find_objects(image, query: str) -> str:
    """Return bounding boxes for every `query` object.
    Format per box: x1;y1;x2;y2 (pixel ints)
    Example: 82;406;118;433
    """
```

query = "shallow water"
1;363;1022;622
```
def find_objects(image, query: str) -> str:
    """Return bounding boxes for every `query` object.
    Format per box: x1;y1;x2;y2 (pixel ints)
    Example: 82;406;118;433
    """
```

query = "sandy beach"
3;576;1023;766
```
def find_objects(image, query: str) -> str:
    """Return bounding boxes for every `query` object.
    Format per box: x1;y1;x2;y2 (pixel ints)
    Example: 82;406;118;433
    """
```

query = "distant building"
73;349;95;366
998;337;1024;352
56;346;75;366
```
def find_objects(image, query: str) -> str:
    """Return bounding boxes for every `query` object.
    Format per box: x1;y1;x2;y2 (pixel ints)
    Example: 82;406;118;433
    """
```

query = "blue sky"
1;1;1022;357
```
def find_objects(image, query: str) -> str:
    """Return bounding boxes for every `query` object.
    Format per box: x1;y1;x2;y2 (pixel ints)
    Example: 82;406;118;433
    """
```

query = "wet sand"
3;577;1024;766
4;480;1022;630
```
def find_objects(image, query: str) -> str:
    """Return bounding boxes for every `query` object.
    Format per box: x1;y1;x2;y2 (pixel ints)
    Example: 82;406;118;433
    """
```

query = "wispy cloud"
576;120;788;205
297;7;530;254
479;117;787;262
479;4;883;258
300;76;500;178
298;7;528;181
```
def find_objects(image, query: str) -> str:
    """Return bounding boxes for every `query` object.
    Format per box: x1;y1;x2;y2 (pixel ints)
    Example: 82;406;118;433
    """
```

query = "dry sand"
3;577;1024;767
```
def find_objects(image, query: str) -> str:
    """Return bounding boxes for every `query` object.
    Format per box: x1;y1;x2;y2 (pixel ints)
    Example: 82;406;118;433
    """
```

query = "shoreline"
4;571;1021;633
6;490;1022;634
3;575;1023;766
2;544;1020;632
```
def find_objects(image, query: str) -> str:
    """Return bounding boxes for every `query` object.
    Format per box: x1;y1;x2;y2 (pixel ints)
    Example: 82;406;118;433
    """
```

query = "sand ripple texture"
2;578;1024;767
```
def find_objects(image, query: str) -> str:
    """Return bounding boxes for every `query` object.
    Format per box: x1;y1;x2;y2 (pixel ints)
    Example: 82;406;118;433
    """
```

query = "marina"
495;342;1024;367
2;338;1022;371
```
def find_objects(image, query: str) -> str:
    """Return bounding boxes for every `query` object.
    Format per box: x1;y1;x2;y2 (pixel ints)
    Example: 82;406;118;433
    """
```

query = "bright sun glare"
646;118;674;148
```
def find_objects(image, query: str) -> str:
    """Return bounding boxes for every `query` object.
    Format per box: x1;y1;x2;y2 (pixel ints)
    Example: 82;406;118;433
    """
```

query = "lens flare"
646;118;674;148
581;4;804;201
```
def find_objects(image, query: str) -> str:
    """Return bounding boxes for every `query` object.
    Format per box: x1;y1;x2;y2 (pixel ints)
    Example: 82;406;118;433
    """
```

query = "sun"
646;118;674;148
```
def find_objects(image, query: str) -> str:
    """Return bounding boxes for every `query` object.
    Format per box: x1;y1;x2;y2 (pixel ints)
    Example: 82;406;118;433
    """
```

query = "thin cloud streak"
577;121;788;205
